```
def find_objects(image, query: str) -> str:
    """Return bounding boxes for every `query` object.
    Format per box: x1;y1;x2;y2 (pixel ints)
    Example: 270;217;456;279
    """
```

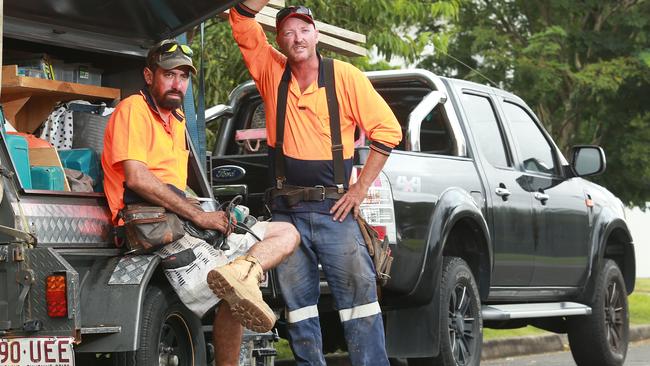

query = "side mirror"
571;146;606;177
205;104;234;126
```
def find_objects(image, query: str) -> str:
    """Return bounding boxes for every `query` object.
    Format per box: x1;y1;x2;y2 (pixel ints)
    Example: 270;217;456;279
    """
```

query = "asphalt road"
482;339;650;366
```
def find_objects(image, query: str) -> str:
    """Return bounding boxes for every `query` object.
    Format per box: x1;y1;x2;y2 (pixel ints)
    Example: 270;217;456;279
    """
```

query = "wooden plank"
258;6;366;44
220;10;366;57
2;65;120;100
253;12;367;57
267;0;285;9
29;146;62;167
11;95;63;133
1;94;30;128
1;65;120;133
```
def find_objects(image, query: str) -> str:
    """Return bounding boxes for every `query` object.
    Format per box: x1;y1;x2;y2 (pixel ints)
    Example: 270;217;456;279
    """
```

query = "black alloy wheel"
604;277;627;354
409;256;482;366
568;259;629;366
446;280;479;365
439;257;482;366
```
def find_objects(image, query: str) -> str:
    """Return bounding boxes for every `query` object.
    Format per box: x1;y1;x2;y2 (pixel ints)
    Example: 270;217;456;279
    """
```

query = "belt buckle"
314;185;326;201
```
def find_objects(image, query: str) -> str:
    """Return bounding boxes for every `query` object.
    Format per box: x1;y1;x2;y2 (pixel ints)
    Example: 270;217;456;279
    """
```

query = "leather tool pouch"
356;216;393;286
120;205;184;254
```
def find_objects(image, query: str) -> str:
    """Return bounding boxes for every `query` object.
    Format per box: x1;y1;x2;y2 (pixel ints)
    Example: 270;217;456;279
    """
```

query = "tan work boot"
207;255;276;332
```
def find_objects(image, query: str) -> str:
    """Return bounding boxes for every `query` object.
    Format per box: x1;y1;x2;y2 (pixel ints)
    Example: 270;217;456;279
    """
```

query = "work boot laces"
239;255;262;284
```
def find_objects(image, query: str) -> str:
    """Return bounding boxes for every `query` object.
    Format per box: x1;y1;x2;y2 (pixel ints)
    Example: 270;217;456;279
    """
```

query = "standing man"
102;39;299;366
229;2;402;365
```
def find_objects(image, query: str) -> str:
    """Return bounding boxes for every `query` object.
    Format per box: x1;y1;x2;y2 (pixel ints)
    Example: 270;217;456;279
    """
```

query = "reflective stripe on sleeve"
287;305;319;324
338;301;381;322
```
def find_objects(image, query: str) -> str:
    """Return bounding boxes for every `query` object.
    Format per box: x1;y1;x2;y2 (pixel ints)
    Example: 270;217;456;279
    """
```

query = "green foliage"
420;0;650;207
483;326;548;340
630;293;650;325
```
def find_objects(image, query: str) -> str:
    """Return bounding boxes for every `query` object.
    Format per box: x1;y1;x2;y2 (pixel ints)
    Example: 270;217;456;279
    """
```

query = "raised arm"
240;0;269;12
229;0;285;86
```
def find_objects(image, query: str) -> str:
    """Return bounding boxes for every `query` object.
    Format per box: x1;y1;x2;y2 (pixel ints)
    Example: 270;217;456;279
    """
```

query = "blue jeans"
274;212;389;366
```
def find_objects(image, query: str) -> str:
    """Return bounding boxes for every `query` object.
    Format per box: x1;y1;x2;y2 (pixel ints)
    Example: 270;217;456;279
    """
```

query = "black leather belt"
267;185;346;206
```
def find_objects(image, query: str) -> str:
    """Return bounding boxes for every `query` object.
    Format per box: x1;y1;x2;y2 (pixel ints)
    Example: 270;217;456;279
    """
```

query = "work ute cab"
0;1;244;365
209;69;636;366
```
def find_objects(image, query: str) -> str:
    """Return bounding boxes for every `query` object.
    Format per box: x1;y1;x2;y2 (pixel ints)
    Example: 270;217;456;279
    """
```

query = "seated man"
101;39;299;366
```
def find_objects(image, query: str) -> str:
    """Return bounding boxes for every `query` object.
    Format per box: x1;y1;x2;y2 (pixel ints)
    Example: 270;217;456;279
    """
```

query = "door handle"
495;187;511;197
534;192;550;202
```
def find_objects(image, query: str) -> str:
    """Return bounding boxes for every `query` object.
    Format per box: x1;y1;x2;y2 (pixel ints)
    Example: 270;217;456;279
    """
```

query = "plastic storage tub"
7;132;51;148
58;148;100;187
72;64;102;86
4;133;32;188
52;60;75;82
30;166;65;191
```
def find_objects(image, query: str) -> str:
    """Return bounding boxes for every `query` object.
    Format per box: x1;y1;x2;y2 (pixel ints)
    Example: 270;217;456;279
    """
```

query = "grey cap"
147;39;197;74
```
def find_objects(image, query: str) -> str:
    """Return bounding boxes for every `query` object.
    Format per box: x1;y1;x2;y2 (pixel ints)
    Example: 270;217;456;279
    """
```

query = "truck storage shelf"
1;64;120;133
1;65;120;99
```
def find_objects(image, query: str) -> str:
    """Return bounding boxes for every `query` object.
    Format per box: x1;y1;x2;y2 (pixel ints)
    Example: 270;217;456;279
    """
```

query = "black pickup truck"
208;69;636;366
0;1;279;366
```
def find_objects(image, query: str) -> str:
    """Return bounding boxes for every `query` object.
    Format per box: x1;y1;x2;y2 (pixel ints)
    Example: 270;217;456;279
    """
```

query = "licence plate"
0;337;75;366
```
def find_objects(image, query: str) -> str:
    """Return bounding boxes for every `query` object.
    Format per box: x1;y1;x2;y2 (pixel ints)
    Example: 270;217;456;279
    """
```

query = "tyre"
568;259;629;366
76;285;206;366
123;284;207;366
409;257;483;366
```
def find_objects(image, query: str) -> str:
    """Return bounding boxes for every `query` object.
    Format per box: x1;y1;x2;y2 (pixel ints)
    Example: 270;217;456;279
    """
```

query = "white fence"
626;206;650;278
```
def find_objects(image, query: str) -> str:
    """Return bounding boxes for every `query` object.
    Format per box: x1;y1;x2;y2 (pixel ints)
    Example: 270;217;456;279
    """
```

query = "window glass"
378;88;430;151
461;94;509;167
419;106;452;155
502;102;556;175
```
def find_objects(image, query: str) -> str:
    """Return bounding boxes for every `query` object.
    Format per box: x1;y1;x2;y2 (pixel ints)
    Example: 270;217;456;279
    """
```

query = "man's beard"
154;90;184;110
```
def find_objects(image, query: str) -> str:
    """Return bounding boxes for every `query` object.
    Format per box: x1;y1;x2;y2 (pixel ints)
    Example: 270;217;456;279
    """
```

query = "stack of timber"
223;0;367;57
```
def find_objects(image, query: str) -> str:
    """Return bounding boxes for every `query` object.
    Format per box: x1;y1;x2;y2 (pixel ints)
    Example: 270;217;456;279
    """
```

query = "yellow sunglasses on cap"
158;42;194;58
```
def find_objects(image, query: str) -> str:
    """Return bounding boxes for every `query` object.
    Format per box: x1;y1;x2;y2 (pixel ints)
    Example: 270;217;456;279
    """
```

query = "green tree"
190;0;460;150
419;0;650;207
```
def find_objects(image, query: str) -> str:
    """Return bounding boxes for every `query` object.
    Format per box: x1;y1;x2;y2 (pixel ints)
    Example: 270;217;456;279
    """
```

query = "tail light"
351;167;397;244
46;274;67;318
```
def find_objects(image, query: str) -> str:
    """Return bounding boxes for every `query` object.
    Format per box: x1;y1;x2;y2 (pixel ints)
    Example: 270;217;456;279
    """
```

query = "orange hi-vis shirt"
102;89;189;223
230;5;401;190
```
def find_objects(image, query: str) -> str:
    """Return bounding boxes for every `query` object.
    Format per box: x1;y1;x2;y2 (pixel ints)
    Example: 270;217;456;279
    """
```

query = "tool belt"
115;199;227;254
357;216;393;286
118;204;185;254
267;184;346;207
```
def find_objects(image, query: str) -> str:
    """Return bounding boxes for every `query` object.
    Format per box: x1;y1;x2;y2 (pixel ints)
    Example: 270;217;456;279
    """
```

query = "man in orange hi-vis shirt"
230;2;402;365
102;39;299;366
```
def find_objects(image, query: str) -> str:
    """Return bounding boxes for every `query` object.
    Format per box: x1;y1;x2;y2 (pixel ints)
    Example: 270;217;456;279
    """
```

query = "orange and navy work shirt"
101;88;189;224
230;5;402;192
